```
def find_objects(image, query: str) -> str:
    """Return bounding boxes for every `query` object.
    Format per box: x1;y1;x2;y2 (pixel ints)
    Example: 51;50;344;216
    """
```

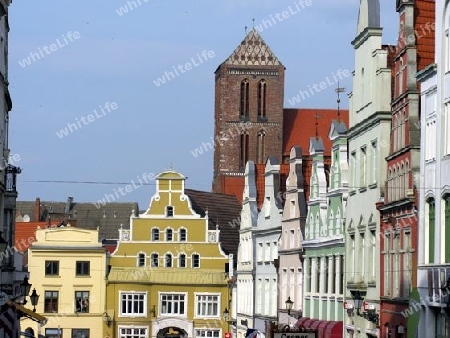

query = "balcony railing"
4;165;21;193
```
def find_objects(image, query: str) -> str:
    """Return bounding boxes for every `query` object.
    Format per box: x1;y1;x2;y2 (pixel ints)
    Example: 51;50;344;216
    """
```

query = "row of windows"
115;327;220;338
240;79;268;118
45;328;89;338
120;292;221;318
350;141;378;190
387;161;410;203
45;260;89;276
383;228;412;298
347;230;377;283
45;327;220;338
137;253;200;268
151;228;186;241
256;241;278;263
239;131;266;169
44;290;90;313
305;255;344;296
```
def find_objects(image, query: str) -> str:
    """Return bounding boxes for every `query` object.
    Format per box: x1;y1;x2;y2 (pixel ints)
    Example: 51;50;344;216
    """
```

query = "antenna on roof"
168;162;173;171
335;81;346;121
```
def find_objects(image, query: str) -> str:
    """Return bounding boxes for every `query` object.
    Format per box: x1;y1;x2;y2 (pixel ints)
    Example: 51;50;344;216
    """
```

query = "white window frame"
166;228;174;241
192;253;200;268
151;252;159;267
179;227;187;242
159;292;187;317
195;329;221;338
118;325;149;338
194;293;221;318
119;291;148;318
137;252;146;267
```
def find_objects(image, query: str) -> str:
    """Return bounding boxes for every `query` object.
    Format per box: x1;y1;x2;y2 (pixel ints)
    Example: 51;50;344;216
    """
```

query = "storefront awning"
296;317;310;327
14;303;47;325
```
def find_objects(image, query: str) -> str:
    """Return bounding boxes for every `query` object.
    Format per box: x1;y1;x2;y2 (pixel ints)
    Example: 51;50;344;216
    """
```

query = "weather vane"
335;81;346;120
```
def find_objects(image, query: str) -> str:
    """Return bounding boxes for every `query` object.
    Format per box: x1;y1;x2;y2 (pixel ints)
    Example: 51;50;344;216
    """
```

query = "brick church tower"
212;29;285;192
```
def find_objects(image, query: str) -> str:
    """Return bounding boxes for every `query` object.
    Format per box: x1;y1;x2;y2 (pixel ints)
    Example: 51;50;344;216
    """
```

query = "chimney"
34;197;40;222
65;197;73;215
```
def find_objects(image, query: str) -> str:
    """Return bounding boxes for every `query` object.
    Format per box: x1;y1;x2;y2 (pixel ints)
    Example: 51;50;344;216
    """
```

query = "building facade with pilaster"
236;161;258;338
301;121;347;334
416;0;450;336
277;146;306;325
253;157;283;333
344;0;393;336
377;1;435;336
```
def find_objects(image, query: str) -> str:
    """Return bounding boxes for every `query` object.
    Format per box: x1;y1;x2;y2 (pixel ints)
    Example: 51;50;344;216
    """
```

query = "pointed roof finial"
335;81;346;122
252;18;255;29
314;111;322;139
245;25;247;35
168;162;173;171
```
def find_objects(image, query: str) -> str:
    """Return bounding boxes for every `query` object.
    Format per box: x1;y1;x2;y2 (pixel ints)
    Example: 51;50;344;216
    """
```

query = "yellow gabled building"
106;170;238;338
24;226;107;338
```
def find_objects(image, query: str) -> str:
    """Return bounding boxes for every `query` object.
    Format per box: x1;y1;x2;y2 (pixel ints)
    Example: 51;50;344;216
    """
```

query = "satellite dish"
23;214;30;222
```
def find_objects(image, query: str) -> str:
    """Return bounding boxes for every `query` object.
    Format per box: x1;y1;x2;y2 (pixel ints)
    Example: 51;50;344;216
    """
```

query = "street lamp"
223;308;229;321
285;297;294;326
350;290;364;315
30;288;39;312
20;276;32;305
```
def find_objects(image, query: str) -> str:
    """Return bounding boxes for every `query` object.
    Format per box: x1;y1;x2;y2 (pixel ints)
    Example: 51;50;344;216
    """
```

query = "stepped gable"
185;189;241;261
222;28;282;66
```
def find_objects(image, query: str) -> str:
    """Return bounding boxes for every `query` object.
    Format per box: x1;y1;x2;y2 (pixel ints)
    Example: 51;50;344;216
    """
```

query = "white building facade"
416;0;450;336
236;161;258;338
278;146;307;324
253;157;283;332
344;0;392;336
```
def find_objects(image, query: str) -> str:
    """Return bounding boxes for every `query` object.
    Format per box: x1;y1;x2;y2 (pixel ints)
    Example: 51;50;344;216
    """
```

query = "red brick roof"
415;0;435;72
283;108;349;157
15;221;61;252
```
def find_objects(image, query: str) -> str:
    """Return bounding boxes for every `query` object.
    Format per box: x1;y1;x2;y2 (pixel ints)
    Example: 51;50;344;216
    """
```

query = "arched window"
240;133;249;170
151;228;159;241
166;228;173;241
192;254;200;268
165;253;173;268
179;228;187;242
151;253;159;267
257;80;267;118
137;253;145;267
240;79;250;118
257;131;266;163
179;254;186;268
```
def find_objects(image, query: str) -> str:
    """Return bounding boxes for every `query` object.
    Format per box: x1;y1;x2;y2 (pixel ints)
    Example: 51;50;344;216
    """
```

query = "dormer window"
166;206;174;217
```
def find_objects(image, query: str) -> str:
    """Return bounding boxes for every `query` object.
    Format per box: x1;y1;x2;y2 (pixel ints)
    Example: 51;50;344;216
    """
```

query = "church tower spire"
212;29;285;193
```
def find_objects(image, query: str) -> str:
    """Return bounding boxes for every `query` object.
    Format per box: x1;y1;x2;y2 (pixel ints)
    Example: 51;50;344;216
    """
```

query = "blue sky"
8;0;398;209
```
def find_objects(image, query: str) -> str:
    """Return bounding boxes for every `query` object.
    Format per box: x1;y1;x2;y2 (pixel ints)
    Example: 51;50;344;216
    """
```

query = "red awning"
296;317;310;328
309;319;323;331
324;321;343;338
